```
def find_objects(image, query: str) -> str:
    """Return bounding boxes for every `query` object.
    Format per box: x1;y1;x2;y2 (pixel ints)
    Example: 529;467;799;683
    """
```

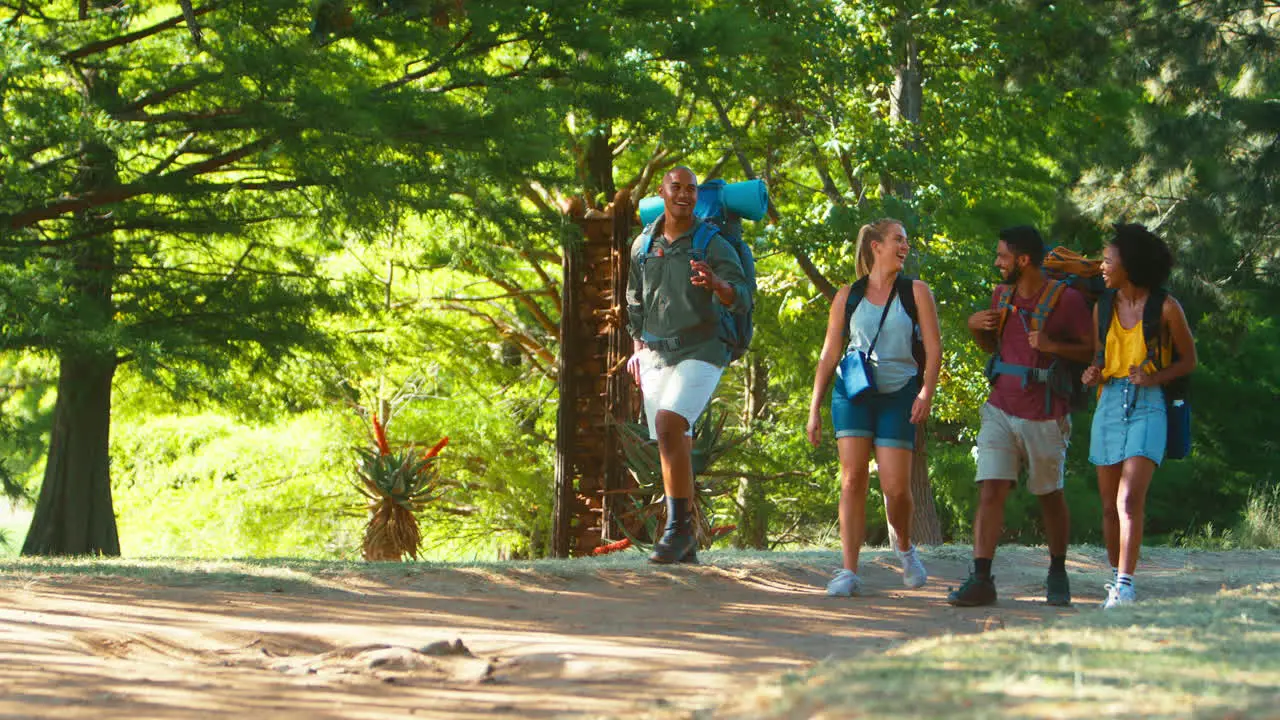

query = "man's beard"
1004;265;1022;285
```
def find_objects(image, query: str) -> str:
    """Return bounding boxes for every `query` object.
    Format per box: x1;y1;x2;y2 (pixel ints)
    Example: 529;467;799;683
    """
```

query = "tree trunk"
23;54;124;556
586;127;616;201
22;351;120;556
735;354;770;549
880;8;942;547
551;234;581;559
885;422;943;548
880;13;923;200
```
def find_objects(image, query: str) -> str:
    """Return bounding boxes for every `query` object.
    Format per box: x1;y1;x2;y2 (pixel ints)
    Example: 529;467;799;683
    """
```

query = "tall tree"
0;0;634;555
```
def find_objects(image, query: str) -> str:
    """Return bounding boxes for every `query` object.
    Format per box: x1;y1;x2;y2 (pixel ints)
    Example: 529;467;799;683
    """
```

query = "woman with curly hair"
1081;224;1197;608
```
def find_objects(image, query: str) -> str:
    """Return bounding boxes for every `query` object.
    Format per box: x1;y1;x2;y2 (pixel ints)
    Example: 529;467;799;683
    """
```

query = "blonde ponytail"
853;218;904;279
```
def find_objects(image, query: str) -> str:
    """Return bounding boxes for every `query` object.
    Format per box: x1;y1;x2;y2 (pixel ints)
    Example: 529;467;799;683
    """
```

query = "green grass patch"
0;547;842;585
0;502;31;559
706;583;1280;719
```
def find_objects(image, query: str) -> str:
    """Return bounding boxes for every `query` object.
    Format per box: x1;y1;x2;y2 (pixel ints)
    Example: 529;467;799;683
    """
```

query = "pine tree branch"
517;247;561;314
441;303;556;373
487;276;559;338
62;3;220;61
2;214;304;249
379;32;477;93
116;75;222;116
178;0;203;48
116;264;319;281
144;133;197;177
4;138;277;229
115;108;244;124
430;289;551;302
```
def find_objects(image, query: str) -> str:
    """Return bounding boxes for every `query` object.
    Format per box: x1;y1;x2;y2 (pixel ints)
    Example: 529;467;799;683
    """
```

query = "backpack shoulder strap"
1030;279;1067;331
635;221;660;262
895;275;919;324
843;277;870;343
1143;287;1169;368
1095;288;1117;367
995;284;1015;339
689;221;721;260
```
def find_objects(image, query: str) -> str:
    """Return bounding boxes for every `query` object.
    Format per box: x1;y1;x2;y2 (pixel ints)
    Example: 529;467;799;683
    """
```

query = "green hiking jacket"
625;219;750;368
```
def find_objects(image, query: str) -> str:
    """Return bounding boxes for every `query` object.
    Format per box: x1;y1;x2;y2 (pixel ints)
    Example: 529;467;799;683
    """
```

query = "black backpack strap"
866;282;901;357
895;275;927;377
1095;288;1116;367
843;276;869;345
895;275;918;323
1142;287;1168;370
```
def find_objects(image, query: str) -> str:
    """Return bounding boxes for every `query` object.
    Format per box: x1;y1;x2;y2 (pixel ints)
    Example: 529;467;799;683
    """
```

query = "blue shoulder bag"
838;283;899;400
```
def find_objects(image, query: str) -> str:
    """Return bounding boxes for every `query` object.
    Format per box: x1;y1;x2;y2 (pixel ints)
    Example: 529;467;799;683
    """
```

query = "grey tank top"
846;293;918;393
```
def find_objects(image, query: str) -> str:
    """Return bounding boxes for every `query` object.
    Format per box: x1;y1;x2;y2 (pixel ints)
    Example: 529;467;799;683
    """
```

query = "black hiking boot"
1045;570;1072;606
947;572;998;607
648;528;697;564
649;495;698;564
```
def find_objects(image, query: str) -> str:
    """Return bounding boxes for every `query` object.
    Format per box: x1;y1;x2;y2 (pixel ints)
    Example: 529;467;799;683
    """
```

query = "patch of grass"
0;503;31;559
701;583;1280;719
0;549;846;585
0;546;1272;599
1173;486;1280;551
1236;486;1280;549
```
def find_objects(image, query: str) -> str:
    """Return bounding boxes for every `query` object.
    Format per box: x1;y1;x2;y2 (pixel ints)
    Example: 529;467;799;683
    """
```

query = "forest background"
2;0;1277;560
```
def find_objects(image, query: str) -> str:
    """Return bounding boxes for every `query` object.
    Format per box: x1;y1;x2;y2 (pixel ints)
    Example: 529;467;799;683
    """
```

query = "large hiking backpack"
1095;287;1192;459
1043;246;1106;305
843;274;925;377
985;278;1091;414
636;179;759;362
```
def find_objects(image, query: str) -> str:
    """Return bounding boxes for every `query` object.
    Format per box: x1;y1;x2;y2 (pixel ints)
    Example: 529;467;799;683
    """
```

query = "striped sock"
1117;572;1134;588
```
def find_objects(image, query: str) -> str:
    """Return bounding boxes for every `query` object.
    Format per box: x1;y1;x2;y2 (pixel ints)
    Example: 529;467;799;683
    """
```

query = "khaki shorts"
975;403;1071;496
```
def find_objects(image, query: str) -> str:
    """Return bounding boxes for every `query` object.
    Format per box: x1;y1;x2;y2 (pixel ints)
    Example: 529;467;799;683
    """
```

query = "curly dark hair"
1111;223;1173;290
998;225;1045;266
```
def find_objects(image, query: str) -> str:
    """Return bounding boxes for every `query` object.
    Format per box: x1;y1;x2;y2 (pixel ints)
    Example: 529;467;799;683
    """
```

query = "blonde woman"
807;219;942;596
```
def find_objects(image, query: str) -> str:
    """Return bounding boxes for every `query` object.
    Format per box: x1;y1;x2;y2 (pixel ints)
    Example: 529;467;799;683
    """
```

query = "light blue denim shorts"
1089;378;1166;466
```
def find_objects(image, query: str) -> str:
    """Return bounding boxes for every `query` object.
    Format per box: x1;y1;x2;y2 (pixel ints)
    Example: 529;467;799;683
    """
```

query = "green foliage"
353;446;443;508
111;413;361;558
1172;484;1280;550
2;0;1275;559
1235;485;1280;550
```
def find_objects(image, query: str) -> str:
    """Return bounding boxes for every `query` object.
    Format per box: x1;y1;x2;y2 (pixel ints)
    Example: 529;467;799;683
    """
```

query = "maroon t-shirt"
987;284;1091;420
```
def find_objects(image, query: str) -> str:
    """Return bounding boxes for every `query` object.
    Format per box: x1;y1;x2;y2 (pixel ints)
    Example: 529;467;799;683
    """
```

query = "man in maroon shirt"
949;226;1094;607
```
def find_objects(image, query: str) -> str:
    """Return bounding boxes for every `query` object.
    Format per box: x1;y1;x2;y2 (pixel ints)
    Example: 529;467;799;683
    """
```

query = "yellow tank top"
1102;309;1169;378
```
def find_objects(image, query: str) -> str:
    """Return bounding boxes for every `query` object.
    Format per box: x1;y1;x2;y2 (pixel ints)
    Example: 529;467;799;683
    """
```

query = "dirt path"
0;548;1265;719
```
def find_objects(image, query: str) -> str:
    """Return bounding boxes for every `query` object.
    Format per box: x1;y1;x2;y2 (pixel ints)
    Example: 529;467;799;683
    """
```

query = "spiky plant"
354;415;447;562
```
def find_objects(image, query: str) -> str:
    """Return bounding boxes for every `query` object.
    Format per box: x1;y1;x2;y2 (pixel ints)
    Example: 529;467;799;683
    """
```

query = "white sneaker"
826;569;863;597
897;545;928;589
1103;582;1136;609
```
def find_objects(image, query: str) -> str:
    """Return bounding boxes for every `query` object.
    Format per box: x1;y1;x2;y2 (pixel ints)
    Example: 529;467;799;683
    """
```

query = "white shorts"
638;353;724;439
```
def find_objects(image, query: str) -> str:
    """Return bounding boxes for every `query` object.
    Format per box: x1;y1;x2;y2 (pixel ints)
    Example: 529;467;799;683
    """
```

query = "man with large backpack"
625;166;754;564
948;226;1094;607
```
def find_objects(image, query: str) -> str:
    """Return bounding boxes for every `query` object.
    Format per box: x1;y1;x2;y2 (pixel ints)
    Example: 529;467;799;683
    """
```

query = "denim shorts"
1090;378;1166;466
831;376;919;449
